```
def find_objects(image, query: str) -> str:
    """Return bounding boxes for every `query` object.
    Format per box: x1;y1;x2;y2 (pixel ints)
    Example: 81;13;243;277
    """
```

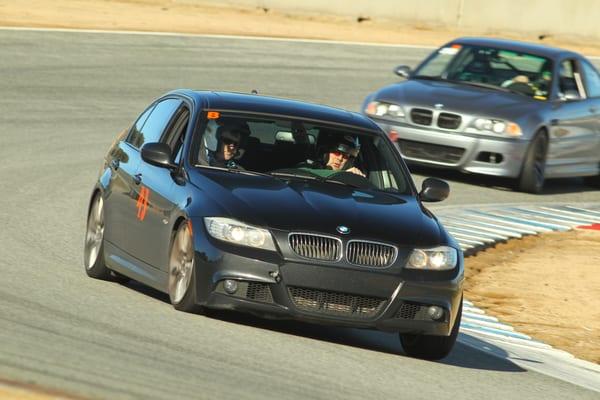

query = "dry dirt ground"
1;0;599;364
2;0;600;55
465;228;600;364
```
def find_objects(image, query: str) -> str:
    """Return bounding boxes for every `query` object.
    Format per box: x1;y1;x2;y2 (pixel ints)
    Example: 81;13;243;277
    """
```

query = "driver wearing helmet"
200;120;248;169
305;135;365;177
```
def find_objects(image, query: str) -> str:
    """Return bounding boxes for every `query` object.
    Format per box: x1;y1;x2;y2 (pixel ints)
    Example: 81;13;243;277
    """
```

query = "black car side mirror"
394;65;412;79
419;178;450;202
141;142;178;170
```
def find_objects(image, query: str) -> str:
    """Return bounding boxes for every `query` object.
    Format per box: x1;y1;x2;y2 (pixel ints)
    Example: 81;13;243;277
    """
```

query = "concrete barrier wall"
196;0;600;41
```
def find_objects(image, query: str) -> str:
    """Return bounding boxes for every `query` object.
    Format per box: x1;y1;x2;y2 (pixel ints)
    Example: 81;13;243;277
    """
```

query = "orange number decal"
136;186;150;221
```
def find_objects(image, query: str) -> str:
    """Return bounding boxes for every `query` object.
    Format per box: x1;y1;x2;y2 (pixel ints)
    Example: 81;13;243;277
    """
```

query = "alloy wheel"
84;195;104;270
168;223;194;304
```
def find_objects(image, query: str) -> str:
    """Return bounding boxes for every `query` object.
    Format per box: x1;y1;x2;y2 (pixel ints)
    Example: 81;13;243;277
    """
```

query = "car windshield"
412;44;553;100
193;113;411;194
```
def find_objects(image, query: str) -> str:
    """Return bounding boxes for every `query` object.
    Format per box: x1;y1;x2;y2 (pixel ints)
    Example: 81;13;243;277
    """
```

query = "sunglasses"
331;150;352;159
222;138;239;146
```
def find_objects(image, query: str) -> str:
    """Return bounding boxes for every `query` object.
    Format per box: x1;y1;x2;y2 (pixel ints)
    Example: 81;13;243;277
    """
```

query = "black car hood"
188;169;441;246
375;79;540;117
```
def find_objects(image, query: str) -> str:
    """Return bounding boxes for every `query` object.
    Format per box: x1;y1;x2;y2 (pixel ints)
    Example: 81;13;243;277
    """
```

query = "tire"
583;163;600;188
399;300;462;360
517;132;548;194
83;193;111;279
168;221;203;313
584;175;600;188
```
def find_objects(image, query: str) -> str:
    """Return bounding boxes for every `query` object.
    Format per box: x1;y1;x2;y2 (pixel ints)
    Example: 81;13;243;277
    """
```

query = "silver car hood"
375;79;542;118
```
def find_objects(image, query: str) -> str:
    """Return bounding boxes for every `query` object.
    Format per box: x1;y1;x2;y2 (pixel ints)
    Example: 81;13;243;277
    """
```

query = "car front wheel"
399;300;462;360
517;132;548;194
168;221;203;313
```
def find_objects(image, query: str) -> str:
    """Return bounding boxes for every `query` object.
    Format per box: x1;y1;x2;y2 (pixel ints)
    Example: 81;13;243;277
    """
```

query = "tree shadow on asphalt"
123;280;527;374
409;165;596;195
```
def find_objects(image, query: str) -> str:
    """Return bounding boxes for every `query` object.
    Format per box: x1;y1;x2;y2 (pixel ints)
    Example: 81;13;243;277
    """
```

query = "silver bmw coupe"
362;37;600;193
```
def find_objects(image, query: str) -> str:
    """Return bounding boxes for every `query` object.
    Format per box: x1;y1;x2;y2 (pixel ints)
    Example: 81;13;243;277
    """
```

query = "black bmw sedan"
84;90;463;360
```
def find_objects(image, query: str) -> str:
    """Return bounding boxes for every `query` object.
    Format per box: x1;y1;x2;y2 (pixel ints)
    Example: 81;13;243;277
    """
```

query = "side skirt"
104;240;168;293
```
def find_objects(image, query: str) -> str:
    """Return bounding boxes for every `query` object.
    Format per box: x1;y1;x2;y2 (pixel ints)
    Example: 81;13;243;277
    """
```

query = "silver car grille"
288;234;396;267
347;240;397;268
410;108;462;130
288;233;341;261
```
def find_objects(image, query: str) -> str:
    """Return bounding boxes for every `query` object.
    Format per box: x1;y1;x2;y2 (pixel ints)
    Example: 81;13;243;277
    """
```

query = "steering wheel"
327;171;374;189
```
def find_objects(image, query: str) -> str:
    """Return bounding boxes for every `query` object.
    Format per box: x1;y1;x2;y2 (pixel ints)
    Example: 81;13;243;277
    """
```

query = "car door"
579;59;600;168
126;98;191;269
103;104;154;249
546;58;597;175
109;97;182;259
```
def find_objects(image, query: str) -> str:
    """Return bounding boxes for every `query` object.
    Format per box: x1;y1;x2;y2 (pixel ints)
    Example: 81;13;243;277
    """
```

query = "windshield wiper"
456;81;511;93
412;75;445;81
269;172;320;181
197;165;278;178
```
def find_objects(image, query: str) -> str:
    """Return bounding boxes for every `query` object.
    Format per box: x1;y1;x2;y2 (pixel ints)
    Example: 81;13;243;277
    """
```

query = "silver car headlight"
406;246;458;270
204;217;277;251
470;118;522;137
365;101;405;119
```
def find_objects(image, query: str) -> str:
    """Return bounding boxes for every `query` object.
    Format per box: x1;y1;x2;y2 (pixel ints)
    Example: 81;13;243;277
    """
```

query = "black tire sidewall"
170;223;203;314
84;193;111;280
518;132;548;194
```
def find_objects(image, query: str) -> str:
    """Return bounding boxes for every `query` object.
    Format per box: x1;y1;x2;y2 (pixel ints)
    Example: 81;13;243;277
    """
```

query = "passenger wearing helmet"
303;135;365;177
199;120;248;169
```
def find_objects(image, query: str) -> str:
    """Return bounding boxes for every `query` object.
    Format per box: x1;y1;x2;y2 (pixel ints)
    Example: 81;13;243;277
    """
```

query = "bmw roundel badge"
336;225;350;235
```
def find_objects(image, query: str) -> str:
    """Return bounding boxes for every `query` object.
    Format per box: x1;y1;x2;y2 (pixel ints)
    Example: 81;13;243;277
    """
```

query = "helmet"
200;119;250;166
331;135;360;158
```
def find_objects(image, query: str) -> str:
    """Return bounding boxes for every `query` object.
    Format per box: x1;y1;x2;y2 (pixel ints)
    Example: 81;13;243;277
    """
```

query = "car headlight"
406;246;457;270
472;118;522;137
204;217;277;251
365;101;405;119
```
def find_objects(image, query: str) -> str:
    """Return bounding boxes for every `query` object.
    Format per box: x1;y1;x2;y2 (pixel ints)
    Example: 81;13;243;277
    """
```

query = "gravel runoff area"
1;0;598;368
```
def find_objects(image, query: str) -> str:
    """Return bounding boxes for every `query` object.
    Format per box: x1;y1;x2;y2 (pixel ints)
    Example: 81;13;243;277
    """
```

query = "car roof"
449;37;581;59
169;90;380;132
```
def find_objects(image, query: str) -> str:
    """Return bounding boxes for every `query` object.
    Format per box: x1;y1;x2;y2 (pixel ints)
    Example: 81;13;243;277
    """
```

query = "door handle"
110;159;120;170
589;107;597;113
133;173;142;185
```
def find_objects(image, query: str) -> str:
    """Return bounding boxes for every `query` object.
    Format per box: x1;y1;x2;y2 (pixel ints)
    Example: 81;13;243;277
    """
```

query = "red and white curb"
435;203;600;392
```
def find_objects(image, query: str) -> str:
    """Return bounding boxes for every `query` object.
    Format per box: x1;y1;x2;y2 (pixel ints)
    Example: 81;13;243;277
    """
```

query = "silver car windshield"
413;44;553;100
193;113;411;194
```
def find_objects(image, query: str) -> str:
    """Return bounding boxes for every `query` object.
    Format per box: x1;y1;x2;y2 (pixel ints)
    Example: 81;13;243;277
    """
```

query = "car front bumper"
374;119;529;178
193;237;464;336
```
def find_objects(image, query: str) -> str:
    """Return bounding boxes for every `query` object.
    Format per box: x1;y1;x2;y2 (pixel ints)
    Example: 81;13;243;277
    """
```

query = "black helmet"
331;135;360;158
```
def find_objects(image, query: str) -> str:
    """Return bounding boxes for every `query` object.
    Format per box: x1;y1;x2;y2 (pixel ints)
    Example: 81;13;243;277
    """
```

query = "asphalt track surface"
0;29;599;400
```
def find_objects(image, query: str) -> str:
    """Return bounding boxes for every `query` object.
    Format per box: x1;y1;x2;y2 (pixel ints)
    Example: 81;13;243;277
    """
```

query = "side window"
559;59;585;98
581;60;600;98
127;98;182;149
161;106;190;164
127;105;155;148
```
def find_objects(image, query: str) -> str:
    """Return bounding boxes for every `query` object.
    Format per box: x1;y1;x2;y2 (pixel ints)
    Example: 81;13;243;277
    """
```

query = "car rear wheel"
517;132;548;194
168;221;203;313
84;193;111;279
399;300;462;360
